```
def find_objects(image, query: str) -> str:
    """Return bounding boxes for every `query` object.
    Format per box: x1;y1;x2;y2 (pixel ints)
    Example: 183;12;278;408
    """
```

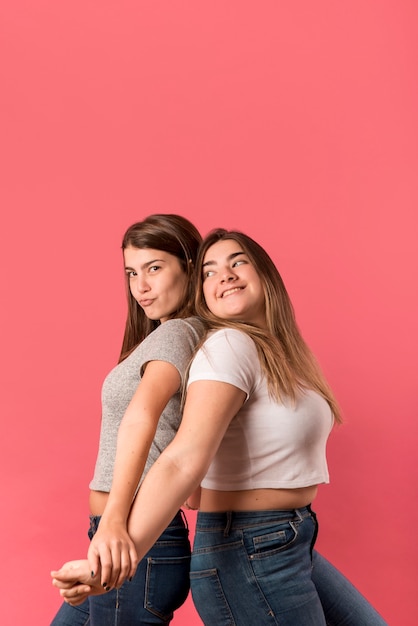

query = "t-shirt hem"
201;478;330;490
187;372;250;396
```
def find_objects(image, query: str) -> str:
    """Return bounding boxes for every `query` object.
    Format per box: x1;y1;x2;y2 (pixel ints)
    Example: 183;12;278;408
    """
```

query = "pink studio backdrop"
1;2;417;624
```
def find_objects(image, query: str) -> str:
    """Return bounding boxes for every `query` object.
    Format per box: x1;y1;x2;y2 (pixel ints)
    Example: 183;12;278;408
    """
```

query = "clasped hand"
51;520;139;604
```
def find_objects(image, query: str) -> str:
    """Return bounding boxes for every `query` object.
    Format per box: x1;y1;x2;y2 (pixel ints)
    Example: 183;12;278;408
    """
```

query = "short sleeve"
139;318;203;385
187;328;259;396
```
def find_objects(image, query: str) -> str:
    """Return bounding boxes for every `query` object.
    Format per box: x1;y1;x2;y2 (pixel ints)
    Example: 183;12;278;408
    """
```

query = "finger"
128;544;139;581
65;596;88;607
107;543;123;590
52;577;78;590
87;545;100;580
60;584;91;599
97;546;115;590
51;571;76;584
115;548;134;589
50;562;87;584
61;585;91;606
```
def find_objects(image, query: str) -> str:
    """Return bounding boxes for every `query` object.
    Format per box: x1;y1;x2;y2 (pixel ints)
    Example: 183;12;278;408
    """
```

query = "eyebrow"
125;258;166;271
202;251;245;268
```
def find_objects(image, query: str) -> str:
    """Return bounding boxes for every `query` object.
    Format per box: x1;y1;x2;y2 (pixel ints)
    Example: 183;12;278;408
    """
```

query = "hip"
89;489;110;515
193;506;318;557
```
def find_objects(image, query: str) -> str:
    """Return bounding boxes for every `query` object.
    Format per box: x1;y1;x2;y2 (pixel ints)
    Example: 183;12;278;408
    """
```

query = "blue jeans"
312;551;388;625
190;506;326;625
50;511;191;626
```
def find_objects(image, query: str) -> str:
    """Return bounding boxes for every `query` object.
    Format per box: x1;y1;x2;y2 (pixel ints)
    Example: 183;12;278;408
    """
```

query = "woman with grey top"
51;213;204;625
52;224;387;625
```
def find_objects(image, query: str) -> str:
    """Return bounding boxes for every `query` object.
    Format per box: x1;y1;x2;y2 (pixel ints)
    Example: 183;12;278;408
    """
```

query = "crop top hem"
201;477;330;491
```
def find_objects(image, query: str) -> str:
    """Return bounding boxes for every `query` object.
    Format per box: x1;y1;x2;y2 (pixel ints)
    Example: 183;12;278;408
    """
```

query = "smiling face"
201;238;267;327
124;245;188;323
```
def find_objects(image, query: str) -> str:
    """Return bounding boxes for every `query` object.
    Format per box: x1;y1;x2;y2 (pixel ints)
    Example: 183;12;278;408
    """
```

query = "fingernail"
102;582;107;588
105;586;111;592
129;577;133;582
91;571;95;578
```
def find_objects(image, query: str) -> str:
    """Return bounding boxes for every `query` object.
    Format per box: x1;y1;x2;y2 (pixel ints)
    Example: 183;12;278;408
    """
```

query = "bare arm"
88;360;181;588
126;380;246;558
51;379;245;604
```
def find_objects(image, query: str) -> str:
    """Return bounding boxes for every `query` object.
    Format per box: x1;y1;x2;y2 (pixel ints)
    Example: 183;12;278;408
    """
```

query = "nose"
134;275;150;293
220;269;236;283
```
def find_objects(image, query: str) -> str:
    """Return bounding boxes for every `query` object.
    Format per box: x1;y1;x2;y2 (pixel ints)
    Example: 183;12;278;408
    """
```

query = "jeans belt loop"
180;508;189;530
224;511;233;537
295;508;304;521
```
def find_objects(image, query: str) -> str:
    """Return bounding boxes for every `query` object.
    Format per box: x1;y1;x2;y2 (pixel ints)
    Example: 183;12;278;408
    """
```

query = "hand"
51;559;104;606
88;519;139;590
183;500;198;510
183;486;201;511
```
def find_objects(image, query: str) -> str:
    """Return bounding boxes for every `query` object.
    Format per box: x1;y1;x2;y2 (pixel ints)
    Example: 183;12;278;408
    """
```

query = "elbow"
164;449;208;491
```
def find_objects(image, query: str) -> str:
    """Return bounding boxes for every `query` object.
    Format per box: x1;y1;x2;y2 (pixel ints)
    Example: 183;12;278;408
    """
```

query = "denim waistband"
196;505;314;532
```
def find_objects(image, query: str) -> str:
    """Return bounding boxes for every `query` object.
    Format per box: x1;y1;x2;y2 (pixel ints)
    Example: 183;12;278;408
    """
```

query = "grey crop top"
89;317;204;492
187;328;334;490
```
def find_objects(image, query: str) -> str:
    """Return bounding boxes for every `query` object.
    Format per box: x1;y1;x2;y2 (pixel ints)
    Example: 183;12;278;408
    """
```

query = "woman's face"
124;245;188;322
201;239;267;327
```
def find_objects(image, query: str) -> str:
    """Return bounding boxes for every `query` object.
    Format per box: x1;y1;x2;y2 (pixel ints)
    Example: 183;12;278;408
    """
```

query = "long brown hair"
119;214;202;362
194;229;342;423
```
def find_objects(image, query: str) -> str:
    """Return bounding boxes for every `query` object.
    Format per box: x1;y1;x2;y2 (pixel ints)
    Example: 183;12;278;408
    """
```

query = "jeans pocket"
144;554;191;620
251;521;299;557
190;569;235;626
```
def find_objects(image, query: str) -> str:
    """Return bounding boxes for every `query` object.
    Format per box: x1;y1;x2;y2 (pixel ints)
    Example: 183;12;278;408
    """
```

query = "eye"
232;259;246;268
148;265;161;273
203;269;215;279
126;270;137;278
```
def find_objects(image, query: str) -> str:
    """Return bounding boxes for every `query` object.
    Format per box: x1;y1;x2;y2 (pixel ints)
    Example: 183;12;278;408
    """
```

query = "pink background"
1;2;417;624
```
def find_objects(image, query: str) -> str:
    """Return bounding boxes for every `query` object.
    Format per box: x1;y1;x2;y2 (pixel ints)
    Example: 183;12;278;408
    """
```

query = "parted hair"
194;229;342;423
118;214;202;362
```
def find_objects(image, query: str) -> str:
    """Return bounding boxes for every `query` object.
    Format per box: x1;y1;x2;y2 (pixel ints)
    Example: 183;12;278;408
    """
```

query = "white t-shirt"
187;328;333;490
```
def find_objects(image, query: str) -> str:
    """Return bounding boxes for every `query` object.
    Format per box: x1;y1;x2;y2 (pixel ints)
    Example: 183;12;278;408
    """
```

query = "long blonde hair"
194;229;342;423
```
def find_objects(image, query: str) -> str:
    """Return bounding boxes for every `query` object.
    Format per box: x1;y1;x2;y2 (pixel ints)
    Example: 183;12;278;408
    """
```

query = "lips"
221;287;242;298
139;299;154;307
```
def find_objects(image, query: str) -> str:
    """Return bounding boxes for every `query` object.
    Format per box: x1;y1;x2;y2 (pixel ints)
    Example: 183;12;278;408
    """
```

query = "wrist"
99;513;128;527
